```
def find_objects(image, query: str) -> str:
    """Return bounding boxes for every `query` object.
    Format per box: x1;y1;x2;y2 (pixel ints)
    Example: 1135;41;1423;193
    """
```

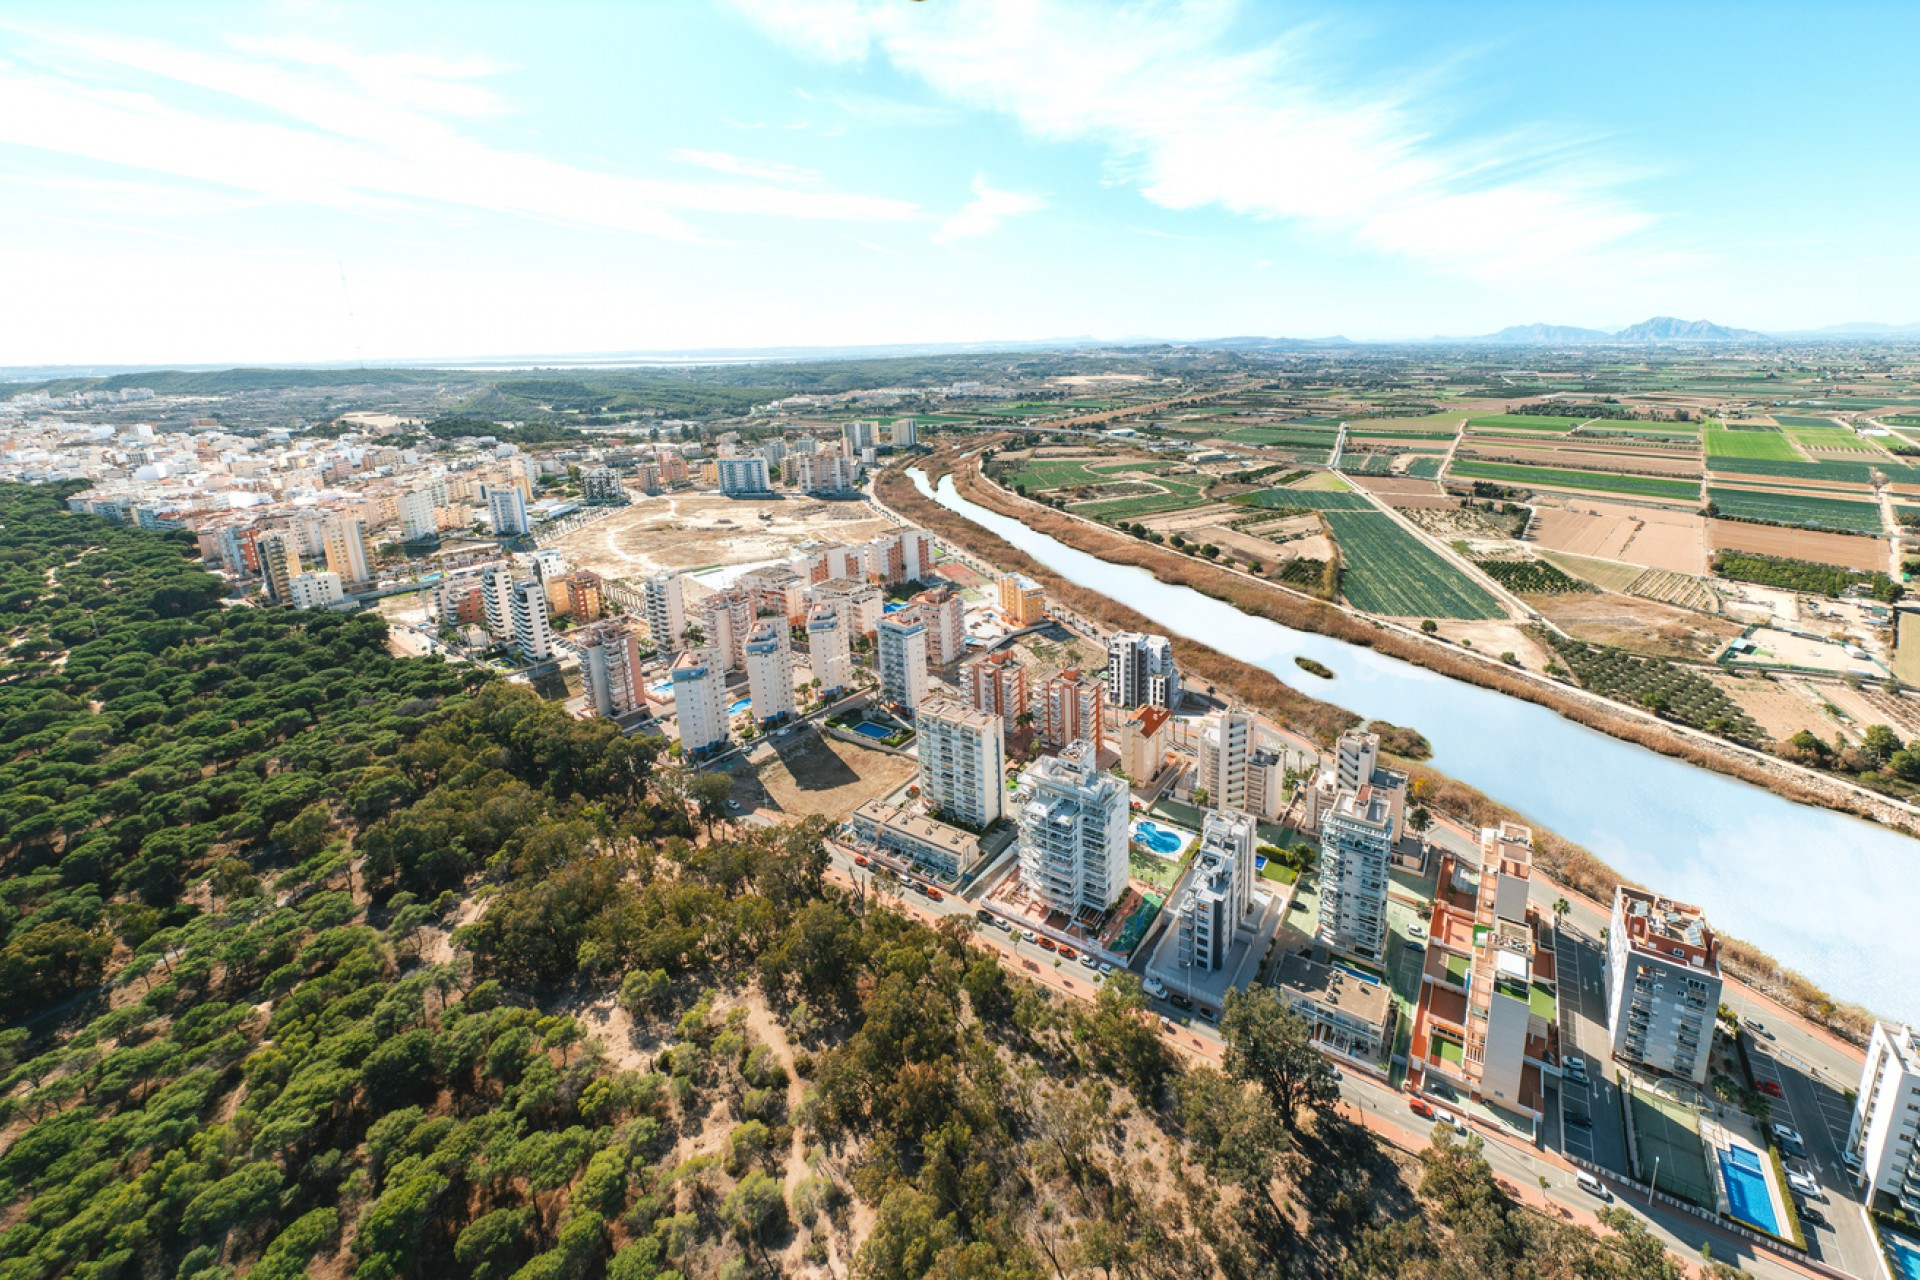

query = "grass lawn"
1705;422;1804;462
1444;953;1470;985
1529;982;1557;1020
1435;1036;1465;1067
1258;859;1297;884
1448;459;1701;501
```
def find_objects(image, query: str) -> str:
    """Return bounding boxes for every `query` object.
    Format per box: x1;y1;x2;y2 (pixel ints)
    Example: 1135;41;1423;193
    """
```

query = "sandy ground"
728;730;918;819
1532;591;1743;661
544;493;898;580
1142;503;1246;533
1351;474;1443;498
1823;681;1920;739
1458;443;1705;476
1432;619;1554;671
1708;671;1827;743
1726;627;1879;677
1530;499;1707;573
1707;520;1888;572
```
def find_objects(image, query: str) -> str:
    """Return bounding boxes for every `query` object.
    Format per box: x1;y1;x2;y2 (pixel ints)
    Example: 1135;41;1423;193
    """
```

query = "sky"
2;0;1917;365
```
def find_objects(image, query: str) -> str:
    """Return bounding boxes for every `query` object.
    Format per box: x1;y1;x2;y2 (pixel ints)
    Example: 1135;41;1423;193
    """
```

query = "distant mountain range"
1467;316;1769;344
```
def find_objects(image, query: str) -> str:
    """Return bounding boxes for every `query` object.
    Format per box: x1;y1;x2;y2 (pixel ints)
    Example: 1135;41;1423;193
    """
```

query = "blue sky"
2;0;1916;364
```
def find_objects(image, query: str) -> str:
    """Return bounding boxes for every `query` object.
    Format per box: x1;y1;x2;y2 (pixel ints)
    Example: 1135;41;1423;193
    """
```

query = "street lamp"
1650;1154;1660;1204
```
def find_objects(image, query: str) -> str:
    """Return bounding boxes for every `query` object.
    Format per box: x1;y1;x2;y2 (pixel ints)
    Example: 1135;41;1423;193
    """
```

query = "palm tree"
1552;897;1571;932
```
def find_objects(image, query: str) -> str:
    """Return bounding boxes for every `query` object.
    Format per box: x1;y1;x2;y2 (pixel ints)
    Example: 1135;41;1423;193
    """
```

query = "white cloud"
731;0;1669;283
0;24;919;242
672;148;821;185
936;176;1045;244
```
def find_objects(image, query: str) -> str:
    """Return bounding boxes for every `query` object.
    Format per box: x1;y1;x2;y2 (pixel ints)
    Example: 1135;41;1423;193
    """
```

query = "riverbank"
951;446;1920;838
877;455;1884;1044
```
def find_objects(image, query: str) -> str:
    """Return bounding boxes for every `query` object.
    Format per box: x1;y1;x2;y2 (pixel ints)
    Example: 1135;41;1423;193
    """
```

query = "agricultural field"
1708;520;1888;571
1405;456;1447;478
1449;459;1701;501
1472;558;1591;594
1221;426;1339;452
1706;455;1890;484
1071;472;1211;520
1007;456;1174;490
1623;569;1719;612
1234;488;1377;511
1537;551;1649;592
1466;413;1582;433
1324;511;1505;619
1707;486;1884;534
1704;421;1803;462
1344;411;1469;434
1548;636;1765;743
1710;550;1896;599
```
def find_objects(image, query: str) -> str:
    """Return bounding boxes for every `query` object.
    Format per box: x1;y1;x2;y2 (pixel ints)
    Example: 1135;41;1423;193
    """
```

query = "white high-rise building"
643;572;687;652
806;604;853;696
878;612;929;709
1848;1023;1920;1214
487;485;530;537
397;488;438;541
1318;785;1395;961
809;577;883;637
916;696;1006;830
898;528;935;583
579;621;644;718
744;619;796;724
909;585;965;664
508;578;555;662
671;649;729;757
1197;711;1256;812
1175;810;1256;972
1605;886;1721;1086
717;456;773;495
480;564;517;646
792;451;857;495
288;571;345;611
890;418;919;448
1106;632;1182;710
1015;740;1130;917
842;420;877;453
321;517;371;585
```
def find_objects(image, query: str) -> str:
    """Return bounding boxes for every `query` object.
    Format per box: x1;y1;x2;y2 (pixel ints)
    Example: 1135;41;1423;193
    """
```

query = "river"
913;469;1919;1023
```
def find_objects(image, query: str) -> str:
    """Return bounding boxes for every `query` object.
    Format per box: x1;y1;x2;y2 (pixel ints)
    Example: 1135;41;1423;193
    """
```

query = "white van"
1576;1171;1609;1199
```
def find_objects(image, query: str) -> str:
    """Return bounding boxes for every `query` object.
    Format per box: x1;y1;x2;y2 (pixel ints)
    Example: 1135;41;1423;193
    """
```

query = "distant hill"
1474;323;1615;344
1462;316;1768;344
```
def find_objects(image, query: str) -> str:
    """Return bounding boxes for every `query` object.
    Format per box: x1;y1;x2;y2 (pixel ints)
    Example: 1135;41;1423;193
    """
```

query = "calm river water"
914;469;1919;1022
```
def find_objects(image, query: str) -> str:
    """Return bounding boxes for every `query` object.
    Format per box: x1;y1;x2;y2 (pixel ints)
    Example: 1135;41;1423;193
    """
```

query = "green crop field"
1466;413;1580;433
1776;417;1866;448
1705;422;1802;461
1773;414;1845;430
1222;426;1339;451
1324;512;1503;618
1707;455;1896;484
1070;473;1210;520
1233;488;1377;511
1008;458;1174;489
1447;459;1700;500
1708;487;1884;534
1404;457;1446;478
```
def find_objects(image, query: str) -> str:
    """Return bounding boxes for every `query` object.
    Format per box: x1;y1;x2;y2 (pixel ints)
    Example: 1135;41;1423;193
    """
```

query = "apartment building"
792;451;857;494
890;418;919;448
1605;887;1721;1086
642;572;687;653
565;570;604;623
842;420;877;453
809;577;883;637
916;695;1006;829
654;448;689;486
257;531;300;604
1114;705;1172;785
1015;740;1130;919
578;620;644;718
480;564;517;647
739;564;809;625
909;585;966;665
1410;823;1553;1120
1174;810;1256;972
805;603;853;696
288;571;345;611
397;488;438;541
1317;785;1395;961
1304;729;1407;838
671;648;729;757
996;573;1047;628
696;587;748;670
1040;667;1104;751
321;516;371;585
581;466;626;505
1275;951;1396;1064
717;456;774;495
877;611;929;709
508;578;555;663
1106;631;1182;710
486;485;530;537
1847;1022;1920;1214
849;801;982;879
1196;710;1256;812
744;619;796;725
963;649;1029;732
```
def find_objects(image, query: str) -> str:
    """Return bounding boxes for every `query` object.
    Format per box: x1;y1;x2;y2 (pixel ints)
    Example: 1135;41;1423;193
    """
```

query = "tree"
1074;973;1173;1097
1220;984;1337;1129
1420;619;1438;635
1191;787;1209;809
1862;724;1904;767
688;771;735;836
1407;806;1431;837
724;1169;788;1246
1552;897;1571;931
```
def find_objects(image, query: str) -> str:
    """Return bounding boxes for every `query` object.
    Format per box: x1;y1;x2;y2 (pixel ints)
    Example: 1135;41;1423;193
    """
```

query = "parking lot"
1549;922;1630;1174
1743;1033;1880;1276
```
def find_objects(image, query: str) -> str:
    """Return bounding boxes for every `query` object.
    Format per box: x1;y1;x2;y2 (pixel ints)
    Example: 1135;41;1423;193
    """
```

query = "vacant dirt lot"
1458;443;1703;476
728;730;917;820
547;493;897;579
1708;671;1818;743
1530;499;1707;572
1708;520;1887;572
1534;590;1743;661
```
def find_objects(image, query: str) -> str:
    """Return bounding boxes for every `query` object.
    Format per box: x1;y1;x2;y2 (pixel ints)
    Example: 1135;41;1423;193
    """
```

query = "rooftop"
1328;784;1393;832
918;695;999;731
853;801;979;859
1615;885;1718;972
1276;951;1393;1028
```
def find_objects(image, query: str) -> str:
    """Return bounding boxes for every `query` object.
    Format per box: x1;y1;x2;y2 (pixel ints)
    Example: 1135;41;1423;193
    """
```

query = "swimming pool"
883;601;908;613
1718;1145;1781;1236
1886;1228;1920;1280
1333;962;1382;985
1132;819;1187;857
647;679;674;699
728;698;751;716
851;722;892;741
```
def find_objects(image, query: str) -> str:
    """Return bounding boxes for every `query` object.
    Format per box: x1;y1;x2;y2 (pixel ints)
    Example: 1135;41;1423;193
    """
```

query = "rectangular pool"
851;722;892;740
1887;1229;1920;1280
1718;1145;1781;1236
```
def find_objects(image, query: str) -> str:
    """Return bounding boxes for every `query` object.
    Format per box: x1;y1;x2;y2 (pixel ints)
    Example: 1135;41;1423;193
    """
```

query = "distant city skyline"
3;0;1917;364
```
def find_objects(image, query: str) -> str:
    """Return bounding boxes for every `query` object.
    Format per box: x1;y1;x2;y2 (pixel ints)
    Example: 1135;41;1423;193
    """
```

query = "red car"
1059;946;1078;961
1758;1080;1783;1098
1038;937;1058;952
926;888;944;902
853;855;868;867
1408;1097;1434;1119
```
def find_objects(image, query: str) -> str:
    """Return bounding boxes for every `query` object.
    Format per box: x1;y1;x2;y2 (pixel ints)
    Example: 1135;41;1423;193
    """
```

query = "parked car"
1143;976;1168;998
1078;953;1098;970
1408;1097;1434;1119
1787;1171;1823;1201
1576;1171;1609;1200
1745;1018;1774;1040
1098;962;1114;976
1059;946;1078;961
1842;1150;1863;1173
1405;940;1426;952
1196;1006;1218;1024
1565;1112;1592;1130
1038;937;1057;952
1409;923;1427;939
1798;1203;1827;1227
1168;991;1193;1010
1758;1080;1783;1098
974;909;994;924
1770;1123;1804;1148
926;888;943;902
853;854;869;867
1564;1056;1588;1083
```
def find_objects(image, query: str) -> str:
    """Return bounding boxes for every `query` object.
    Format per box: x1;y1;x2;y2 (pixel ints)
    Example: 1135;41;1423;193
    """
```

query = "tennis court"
1629;1088;1714;1207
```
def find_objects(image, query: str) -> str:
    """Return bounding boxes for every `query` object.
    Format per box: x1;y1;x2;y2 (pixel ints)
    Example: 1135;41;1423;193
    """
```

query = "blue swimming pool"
1718;1145;1780;1236
851;722;892;740
882;601;907;613
1333;962;1382;985
1886;1229;1920;1280
728;698;751;715
1133;820;1185;856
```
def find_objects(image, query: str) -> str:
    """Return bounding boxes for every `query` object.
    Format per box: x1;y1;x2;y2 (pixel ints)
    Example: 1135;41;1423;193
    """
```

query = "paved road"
822;843;1831;1280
